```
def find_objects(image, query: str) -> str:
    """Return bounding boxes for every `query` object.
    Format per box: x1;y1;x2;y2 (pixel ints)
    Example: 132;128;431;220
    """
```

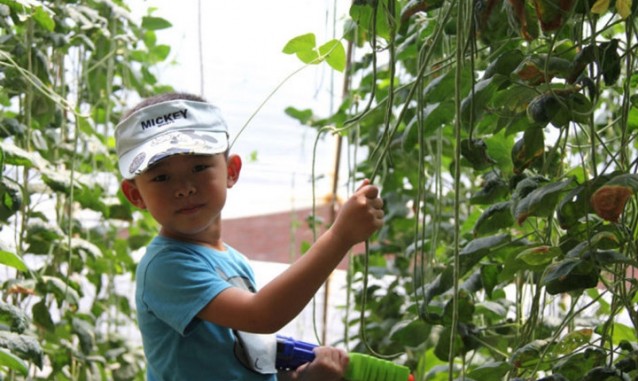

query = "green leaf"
141;16;172;30
423;68;473;103
591;250;636;266
473;201;514;237
284;107;314;125
460;234;511;273
480;265;501;299
32;4;55;31
0;141;46;168
516;245;561;266
565;230;621;258
461;139;496;170
514;179;572;225
511;126;545;174
595;322;637;346
484;49;525;78
475;300;507;319
283;33;317;55
0;347;27;376
434;326;464;361
510;339;553;369
318;39;346;72
403;102;455;148
38;276;80;306
0;331;43;369
514;55;572;83
66;237;103;261
555;329;593;355
0;249;27;272
542;258;600;295
527;93;563;126
0;302;28;333
557;183;592;229
148;44;171;63
442;290;475;324
467;361;512;381
25;219;64;255
72;317;95;355
470;177;509;205
390;319;431;347
350;0;396;41
32;300;54;332
553;347;606;380
460;75;508;130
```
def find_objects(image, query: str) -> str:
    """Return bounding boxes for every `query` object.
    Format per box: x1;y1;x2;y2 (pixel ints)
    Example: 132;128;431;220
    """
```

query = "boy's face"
121;153;241;245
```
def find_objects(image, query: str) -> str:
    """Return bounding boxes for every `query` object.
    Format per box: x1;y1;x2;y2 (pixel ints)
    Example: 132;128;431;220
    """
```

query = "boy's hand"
330;179;384;248
289;346;349;381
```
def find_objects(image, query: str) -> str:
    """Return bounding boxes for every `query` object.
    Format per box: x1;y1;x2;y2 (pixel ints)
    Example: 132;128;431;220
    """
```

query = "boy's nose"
175;183;197;198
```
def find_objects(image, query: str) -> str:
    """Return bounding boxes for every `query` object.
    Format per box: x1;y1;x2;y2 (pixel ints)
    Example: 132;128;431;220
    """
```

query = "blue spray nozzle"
275;335;317;371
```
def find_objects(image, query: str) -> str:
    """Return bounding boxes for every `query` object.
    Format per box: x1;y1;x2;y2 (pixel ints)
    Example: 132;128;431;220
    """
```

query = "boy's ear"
121;180;146;209
226;154;242;188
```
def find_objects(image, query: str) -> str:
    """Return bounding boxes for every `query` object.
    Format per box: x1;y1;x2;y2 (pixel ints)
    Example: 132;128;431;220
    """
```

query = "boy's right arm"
197;180;384;333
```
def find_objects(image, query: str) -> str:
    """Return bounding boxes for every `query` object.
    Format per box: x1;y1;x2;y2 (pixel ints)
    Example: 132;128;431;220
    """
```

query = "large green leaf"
460;75;508;130
0;302;28;334
473;201;514;237
514;179;572;225
467;361;512;381
510;339;553;369
37;276;80;306
0;331;43;369
0;248;27;272
470;176;509;205
350;0;398;41
318;39;346;72
552;347;606;381
0;347;27;376
542;258;600;295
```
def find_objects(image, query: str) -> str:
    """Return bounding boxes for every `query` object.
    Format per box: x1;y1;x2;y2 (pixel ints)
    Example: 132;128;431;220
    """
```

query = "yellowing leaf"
591;0;611;14
617;0;632;18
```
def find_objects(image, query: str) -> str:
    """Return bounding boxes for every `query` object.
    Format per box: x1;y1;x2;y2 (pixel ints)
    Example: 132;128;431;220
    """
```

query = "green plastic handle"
344;353;411;381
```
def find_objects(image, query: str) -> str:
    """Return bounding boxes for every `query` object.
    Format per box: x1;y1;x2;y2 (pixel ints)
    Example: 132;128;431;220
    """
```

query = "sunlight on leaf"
318;39;346;72
555;329;593;355
0;250;27;272
32;5;55;31
0;347;27;376
596;322;637;346
591;0;611;13
617;0;633;18
283;33;317;55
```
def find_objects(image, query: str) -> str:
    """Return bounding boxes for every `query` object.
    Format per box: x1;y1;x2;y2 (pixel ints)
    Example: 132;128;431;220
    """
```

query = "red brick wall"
222;203;361;270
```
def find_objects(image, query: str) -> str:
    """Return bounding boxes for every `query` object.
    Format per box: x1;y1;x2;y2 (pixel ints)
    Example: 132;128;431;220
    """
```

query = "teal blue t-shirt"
135;236;277;381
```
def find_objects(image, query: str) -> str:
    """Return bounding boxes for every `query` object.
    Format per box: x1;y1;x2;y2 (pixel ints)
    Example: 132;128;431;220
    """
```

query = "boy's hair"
115;92;229;179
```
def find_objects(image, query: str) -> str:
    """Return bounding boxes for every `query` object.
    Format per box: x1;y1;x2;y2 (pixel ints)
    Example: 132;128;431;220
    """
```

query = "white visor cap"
115;100;229;179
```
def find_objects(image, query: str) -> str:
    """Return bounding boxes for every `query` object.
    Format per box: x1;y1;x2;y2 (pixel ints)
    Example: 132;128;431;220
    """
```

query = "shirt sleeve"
140;247;232;335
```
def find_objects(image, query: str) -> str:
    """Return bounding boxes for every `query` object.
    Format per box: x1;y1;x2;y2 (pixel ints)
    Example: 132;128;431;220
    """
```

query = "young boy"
115;92;385;380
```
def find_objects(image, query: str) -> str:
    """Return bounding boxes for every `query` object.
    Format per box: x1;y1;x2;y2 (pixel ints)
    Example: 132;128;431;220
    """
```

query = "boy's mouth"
177;204;204;214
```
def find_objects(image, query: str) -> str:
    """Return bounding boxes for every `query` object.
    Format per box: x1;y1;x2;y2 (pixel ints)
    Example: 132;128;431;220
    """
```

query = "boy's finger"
362;184;379;199
356;178;371;191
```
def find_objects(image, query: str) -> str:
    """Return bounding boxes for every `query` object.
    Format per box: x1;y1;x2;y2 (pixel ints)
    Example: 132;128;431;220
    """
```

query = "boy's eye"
193;164;209;172
151;174;168;182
